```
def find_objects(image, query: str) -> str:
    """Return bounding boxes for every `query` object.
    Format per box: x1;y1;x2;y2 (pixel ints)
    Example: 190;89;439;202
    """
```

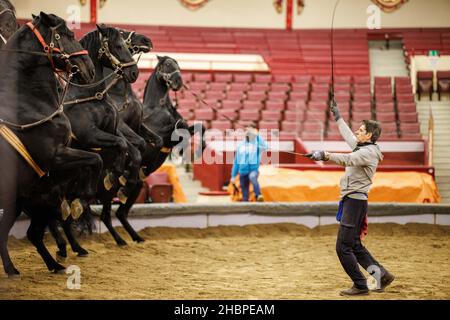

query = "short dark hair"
247;121;257;129
362;120;381;142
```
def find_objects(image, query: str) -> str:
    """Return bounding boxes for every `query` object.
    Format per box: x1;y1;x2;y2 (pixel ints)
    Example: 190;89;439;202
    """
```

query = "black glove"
330;99;341;121
305;150;328;161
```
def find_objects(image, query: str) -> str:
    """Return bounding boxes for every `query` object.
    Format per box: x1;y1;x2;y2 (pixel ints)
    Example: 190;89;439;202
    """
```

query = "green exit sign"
429;50;439;56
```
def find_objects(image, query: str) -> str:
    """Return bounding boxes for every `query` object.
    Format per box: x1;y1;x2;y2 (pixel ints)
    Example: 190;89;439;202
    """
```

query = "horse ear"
96;24;108;36
156;55;163;61
32;14;37;19
39;12;53;26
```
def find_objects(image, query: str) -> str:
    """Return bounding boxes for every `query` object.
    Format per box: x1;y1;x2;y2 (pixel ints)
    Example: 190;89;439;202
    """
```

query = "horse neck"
104;66;130;96
143;72;170;110
0;28;59;108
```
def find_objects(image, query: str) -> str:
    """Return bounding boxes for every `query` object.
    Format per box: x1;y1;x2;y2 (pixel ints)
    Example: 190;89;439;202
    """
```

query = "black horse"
0;0;18;47
0;12;100;276
47;30;164;257
63;24;142;201
98;55;206;246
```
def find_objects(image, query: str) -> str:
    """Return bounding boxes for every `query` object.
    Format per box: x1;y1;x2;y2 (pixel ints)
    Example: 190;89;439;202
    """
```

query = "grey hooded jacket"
328;118;384;200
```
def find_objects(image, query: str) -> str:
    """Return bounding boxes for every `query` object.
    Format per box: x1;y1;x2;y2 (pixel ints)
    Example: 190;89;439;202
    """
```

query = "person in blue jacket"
231;123;268;202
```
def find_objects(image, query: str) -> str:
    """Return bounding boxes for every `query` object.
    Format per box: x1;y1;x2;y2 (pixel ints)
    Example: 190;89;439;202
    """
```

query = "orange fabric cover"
155;163;187;203
228;166;441;203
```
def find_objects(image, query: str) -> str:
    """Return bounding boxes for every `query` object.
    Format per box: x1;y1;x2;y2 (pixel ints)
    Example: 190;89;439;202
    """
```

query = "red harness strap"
26;21;89;71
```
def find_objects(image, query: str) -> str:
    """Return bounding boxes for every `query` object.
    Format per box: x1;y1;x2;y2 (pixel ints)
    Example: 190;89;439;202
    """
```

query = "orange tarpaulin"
155;163;187;203
229;165;441;203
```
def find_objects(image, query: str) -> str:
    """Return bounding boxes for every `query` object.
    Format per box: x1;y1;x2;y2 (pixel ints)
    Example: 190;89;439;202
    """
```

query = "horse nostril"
131;70;138;79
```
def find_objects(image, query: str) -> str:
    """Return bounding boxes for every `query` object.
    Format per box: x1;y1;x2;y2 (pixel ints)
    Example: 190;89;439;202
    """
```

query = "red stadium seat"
354;75;371;85
261;110;282;121
228;83;248;92
194;73;213;82
246;91;267;101
146;173;173;203
352;112;372;122
226;91;245;100
376;112;396;122
258;121;280;131
397;102;417;113
211;120;233;131
353;92;372;102
216;108;238;121
305;111;326;121
271;83;291;92
239;109;260;121
398;112;418;123
310;91;329;101
250;83;270;91
378;122;398;134
417;71;433;100
394;76;411;86
396;93;415;104
376;102;395;113
234;74;253;83
177;109;192;120
208;82;228;91
254;74;272;83
268;91;288;101
177;99;197;109
242;100;263;110
400;122;420;134
214;73;233;83
281;121;302;134
284;109;305;122
291;83;310;92
290;91;309;101
189;82;208;91
194;109;215;121
204;91;224;100
221;100;241;110
273;74;293;83
293;75;312;83
375;93;393;103
308;101;328;111
303;121;325;132
374;76;391;86
301;131;324;140
286;100;307;110
266;100;285;111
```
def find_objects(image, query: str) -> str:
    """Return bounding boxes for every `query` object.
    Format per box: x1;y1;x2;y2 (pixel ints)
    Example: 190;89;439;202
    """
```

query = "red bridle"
26;21;89;73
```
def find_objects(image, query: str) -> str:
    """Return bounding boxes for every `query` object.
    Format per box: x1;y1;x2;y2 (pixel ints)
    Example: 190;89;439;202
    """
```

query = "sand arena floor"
0;223;449;300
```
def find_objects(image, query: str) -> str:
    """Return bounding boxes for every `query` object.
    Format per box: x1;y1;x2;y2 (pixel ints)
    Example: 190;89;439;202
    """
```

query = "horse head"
30;12;95;84
95;24;139;83
155;55;183;91
119;29;153;55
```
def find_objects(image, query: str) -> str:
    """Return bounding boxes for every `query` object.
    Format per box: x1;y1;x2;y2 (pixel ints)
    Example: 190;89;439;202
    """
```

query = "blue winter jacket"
231;135;268;178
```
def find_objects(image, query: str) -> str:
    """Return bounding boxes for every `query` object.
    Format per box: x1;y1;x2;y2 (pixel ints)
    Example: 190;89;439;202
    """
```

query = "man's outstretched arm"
330;101;358;150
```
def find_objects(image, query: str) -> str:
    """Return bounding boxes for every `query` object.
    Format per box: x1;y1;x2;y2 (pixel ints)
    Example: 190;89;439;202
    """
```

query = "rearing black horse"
98;55;206;245
0;12;100;276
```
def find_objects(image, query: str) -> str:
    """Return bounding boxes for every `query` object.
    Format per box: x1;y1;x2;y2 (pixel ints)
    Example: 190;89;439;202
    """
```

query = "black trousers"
336;198;386;289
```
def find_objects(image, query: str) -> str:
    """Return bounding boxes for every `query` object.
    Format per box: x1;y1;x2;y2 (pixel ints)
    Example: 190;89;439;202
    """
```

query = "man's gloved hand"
330;99;341;121
305;150;329;161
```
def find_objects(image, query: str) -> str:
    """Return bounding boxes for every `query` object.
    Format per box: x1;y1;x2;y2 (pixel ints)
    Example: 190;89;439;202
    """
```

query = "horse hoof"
70;199;84;220
7;268;21;279
116;239;128;246
134;236;145;243
119;175;127;186
53;267;66;274
61;199;71;221
139;168;147;181
117;188;128;204
103;173;113;191
76;248;89;257
56;251;67;262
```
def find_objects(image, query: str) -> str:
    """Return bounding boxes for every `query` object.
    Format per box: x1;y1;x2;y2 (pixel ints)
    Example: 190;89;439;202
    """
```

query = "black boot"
339;285;369;296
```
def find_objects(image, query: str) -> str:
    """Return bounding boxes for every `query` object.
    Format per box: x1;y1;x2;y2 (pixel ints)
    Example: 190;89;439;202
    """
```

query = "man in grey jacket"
306;102;395;296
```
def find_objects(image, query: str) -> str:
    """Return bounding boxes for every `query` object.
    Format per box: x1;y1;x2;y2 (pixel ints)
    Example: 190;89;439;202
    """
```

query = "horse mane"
0;0;15;12
79;30;101;59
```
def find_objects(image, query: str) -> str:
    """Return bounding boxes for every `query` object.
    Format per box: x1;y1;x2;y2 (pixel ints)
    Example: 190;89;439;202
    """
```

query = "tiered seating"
403;31;450;64
131;72;423;141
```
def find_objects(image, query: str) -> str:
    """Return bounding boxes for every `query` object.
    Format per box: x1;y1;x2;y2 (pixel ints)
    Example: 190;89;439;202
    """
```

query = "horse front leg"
116;181;145;243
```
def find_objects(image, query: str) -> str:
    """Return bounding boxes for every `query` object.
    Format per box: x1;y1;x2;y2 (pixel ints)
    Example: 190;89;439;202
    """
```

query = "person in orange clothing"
306;101;395;296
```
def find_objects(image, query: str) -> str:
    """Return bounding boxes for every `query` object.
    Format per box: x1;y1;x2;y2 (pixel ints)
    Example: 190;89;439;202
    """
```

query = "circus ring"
2;203;450;300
